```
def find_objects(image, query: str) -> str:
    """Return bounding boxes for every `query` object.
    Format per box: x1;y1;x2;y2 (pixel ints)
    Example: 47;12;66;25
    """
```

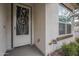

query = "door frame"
11;3;32;48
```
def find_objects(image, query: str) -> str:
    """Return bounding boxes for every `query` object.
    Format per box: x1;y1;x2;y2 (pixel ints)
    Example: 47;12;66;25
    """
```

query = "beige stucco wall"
0;4;8;55
45;3;59;55
34;4;46;55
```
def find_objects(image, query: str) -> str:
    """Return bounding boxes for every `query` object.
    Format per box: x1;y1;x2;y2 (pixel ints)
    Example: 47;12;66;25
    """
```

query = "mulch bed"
49;49;64;56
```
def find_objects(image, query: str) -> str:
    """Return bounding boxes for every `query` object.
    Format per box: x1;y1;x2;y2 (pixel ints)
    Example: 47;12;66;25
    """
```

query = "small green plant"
62;42;78;56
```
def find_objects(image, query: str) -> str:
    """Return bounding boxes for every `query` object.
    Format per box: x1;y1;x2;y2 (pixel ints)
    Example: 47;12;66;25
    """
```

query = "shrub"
62;42;78;56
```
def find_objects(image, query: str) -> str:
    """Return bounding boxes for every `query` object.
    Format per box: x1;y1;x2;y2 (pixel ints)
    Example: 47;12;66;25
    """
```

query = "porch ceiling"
63;3;79;10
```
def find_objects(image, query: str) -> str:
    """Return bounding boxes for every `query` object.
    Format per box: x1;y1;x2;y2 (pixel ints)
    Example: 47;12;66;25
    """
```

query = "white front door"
13;4;31;47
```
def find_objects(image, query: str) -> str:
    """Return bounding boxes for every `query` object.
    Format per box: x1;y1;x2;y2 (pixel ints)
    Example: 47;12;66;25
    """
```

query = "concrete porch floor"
5;45;44;56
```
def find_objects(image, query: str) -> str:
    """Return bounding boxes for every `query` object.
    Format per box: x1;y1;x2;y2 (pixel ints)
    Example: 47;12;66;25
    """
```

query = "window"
67;24;71;34
59;23;65;35
58;4;72;35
